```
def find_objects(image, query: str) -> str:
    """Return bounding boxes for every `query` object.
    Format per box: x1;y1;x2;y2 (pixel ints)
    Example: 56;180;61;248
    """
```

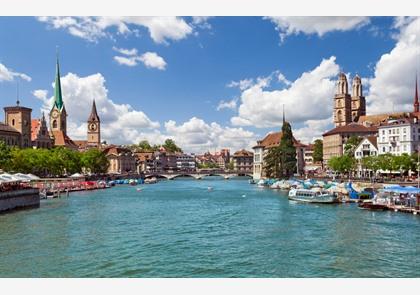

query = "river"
0;177;418;277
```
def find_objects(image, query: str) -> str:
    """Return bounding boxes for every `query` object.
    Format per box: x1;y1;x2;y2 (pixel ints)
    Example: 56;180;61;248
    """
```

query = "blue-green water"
0;178;419;278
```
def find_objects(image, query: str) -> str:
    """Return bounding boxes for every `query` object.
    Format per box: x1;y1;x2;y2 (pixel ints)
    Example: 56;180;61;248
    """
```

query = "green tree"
264;146;282;178
227;160;234;171
393;153;415;176
279;121;297;177
0;140;12;171
328;155;356;176
361;155;381;177
81;148;109;174
344;136;362;156
137;140;152;151
162;139;182;153
312;139;323;163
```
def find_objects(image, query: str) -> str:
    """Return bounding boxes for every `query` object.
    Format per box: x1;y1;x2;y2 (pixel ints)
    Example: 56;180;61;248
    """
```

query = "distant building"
87;99;101;148
232;149;253;173
154;149;179;172
4;102;32;148
354;136;378;178
0;122;21;147
377;117;420;156
135;151;155;173
252;131;306;180
176;154;196;172
103;146;137;174
322;123;378;164
31;113;53;149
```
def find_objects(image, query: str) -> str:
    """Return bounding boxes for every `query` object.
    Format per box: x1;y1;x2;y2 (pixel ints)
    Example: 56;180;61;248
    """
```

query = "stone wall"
0;188;40;213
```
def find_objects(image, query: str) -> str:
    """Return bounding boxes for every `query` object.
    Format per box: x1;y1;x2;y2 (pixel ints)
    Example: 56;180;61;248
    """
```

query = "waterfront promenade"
0;178;418;278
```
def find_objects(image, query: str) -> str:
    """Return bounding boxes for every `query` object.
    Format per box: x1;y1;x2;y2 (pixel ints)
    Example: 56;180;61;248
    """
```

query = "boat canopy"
382;185;420;194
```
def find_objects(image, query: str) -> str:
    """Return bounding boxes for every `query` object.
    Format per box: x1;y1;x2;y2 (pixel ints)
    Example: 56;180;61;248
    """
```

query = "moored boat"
288;188;338;204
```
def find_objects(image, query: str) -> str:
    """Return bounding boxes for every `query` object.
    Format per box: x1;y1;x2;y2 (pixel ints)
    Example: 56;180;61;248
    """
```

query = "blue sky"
0;16;419;153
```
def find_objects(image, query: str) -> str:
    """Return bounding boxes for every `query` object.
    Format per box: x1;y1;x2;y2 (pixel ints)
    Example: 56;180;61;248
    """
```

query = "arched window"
337;110;343;122
52;120;57;128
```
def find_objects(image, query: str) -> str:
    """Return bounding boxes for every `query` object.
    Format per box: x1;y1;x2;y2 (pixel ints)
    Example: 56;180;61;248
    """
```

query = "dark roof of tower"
88;100;100;122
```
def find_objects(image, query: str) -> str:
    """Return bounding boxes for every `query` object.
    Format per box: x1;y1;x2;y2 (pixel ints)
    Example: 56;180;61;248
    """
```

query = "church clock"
89;123;97;131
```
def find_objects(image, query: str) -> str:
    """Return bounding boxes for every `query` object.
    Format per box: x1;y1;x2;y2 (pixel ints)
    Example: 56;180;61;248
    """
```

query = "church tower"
333;73;352;127
351;75;366;122
87;99;101;148
50;56;67;136
4;97;32;148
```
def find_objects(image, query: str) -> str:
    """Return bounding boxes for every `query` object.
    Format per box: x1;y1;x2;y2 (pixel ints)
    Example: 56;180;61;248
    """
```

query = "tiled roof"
357;112;412;126
366;136;378;149
103;145;132;156
257;131;300;149
0;122;20;134
233;149;253;157
74;140;88;149
51;130;78;149
322;123;378;137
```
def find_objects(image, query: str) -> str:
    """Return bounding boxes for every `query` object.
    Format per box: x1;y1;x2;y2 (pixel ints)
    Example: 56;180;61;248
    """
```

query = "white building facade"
377;118;420;156
354;136;379;177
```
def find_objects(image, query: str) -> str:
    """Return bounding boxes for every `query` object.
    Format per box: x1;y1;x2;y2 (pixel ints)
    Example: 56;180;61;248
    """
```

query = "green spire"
54;54;64;110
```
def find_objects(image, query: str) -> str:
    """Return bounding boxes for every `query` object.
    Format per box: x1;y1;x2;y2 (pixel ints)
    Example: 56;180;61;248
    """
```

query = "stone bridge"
144;172;253;180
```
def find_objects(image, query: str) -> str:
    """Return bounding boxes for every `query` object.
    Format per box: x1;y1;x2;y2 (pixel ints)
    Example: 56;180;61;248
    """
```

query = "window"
403;145;407;151
52;120;57;128
11;119;15;126
383;147;386;152
397;129;400;134
388;129;391;134
403;135;406;141
382;130;385;135
403;128;407;134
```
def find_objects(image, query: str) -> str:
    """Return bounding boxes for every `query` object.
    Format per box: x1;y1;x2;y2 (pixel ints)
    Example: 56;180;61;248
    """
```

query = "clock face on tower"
89;123;97;131
51;110;59;118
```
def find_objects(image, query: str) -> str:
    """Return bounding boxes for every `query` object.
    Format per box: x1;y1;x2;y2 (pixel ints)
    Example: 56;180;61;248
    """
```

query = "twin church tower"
49;56;101;149
333;73;366;127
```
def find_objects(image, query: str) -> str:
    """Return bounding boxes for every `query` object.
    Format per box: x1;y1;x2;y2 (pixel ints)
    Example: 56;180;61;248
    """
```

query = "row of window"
381;127;420;136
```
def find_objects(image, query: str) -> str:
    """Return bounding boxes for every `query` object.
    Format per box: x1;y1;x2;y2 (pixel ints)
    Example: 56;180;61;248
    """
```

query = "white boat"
288;188;338;204
257;179;265;187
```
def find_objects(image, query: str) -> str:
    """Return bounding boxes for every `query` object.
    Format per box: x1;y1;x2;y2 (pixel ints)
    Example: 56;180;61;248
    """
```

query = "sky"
0;16;419;153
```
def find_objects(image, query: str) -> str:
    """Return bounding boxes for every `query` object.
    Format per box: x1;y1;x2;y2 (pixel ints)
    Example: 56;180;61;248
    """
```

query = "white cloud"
138;52;167;70
231;56;340;128
113;48;167;70
266;16;370;42
34;72;160;144
216;99;237;111
366;16;420;114
112;46;138;56
293;118;333;144
164;117;257;153
227;78;255;90
277;72;291;86
0;63;31;82
37;16;193;44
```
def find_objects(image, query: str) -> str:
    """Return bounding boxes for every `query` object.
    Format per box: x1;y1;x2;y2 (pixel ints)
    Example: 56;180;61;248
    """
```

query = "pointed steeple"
414;74;419;113
88;99;100;122
282;104;286;124
16;80;20;106
53;49;64;111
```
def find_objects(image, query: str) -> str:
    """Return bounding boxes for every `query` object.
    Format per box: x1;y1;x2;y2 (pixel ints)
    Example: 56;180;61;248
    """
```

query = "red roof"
323;123;378;136
256;131;301;149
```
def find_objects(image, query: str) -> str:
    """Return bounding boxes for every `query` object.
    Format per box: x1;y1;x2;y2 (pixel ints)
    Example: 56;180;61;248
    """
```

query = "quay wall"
0;188;40;213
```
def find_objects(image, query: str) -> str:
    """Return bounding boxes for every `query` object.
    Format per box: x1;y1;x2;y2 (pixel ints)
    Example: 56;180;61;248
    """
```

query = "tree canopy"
312;139;323;163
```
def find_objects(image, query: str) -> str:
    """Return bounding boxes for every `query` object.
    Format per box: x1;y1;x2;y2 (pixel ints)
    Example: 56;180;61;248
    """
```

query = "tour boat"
288;188;338;204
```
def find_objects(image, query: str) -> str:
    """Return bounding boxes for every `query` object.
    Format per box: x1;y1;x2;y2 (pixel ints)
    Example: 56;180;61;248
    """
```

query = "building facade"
252;131;305;180
104;146;137;174
31;113;53;149
354;136;379;177
377;118;420;156
3;103;32;148
232;149;253;173
0;122;21;147
323;123;378;164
